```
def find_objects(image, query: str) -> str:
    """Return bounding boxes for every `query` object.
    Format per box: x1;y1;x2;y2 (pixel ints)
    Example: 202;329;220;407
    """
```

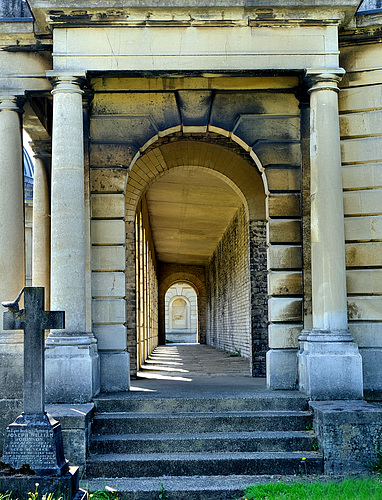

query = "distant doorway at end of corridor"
165;283;198;343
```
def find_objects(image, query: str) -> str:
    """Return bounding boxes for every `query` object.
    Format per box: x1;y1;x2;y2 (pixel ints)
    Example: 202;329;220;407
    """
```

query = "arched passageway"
128;136;268;377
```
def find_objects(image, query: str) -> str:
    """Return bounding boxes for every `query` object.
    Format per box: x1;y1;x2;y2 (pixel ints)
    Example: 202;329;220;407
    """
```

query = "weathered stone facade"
339;39;382;399
0;0;381;409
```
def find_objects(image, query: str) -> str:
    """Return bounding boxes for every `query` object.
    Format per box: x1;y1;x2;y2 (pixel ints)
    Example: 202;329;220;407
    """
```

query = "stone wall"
340;40;382;399
266;177;303;389
90;168;129;392
250;220;268;377
311;400;382;474
206;205;251;358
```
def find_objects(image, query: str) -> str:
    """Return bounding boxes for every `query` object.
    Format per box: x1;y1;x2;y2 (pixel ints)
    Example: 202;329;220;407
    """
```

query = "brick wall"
206;205;251;358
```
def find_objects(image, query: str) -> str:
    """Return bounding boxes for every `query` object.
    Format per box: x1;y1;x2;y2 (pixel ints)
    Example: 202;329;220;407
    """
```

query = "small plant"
312;440;319;451
367;450;382;473
87;488;119;500
158;482;168;500
0;493;13;500
298;456;308;476
28;483;63;500
306;422;313;431
227;348;241;357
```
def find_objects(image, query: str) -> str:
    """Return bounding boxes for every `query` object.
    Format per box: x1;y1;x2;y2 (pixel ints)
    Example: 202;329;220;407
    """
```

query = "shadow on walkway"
131;344;268;397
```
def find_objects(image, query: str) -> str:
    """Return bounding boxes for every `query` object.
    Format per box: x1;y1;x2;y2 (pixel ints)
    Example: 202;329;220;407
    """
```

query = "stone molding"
305;68;345;94
46;70;87;96
30;140;52;159
0;92;25;112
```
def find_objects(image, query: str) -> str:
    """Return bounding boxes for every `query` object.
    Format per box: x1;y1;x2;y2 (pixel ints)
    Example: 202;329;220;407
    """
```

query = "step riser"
90;436;315;454
86;457;323;478
92;415;312;435
101;489;242;500
94;398;308;414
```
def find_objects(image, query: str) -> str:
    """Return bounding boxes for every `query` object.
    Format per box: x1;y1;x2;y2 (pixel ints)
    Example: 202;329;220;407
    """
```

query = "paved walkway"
130;343;268;398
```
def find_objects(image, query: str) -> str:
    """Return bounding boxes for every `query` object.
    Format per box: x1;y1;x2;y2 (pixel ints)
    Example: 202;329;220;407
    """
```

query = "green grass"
2;478;381;500
239;477;382;500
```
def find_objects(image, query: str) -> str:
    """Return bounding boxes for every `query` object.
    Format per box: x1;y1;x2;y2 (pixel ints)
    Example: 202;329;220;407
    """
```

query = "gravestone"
1;287;67;476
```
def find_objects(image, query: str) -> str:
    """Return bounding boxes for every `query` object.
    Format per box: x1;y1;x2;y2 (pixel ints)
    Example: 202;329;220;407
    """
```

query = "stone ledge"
46;404;94;430
310;400;382;474
46;404;95;471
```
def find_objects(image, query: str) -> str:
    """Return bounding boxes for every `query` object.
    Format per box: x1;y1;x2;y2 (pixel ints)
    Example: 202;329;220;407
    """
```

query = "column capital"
46;71;87;95
305;68;345;94
30;140;52;159
0;92;25;113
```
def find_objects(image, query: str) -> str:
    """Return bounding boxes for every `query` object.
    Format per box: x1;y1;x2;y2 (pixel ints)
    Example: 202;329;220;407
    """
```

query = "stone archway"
158;267;207;346
126;135;268;377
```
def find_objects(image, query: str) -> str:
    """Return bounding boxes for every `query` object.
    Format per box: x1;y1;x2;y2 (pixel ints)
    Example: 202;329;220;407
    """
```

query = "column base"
0;333;24;399
298;329;363;400
100;351;130;392
45;334;100;403
266;349;298;390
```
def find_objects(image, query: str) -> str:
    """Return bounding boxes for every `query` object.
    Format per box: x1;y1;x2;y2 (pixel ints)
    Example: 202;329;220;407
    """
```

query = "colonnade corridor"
132;344;266;396
132;140;264;379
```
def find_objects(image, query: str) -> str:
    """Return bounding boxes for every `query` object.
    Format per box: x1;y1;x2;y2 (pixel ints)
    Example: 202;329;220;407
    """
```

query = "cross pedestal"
1;287;68;476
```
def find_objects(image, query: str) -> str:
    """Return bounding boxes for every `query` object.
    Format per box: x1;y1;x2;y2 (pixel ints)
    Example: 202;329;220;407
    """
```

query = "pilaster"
45;72;99;403
298;69;363;400
0;92;25;398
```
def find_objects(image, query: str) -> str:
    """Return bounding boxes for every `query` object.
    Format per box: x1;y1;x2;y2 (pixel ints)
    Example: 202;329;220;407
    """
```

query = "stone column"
31;142;51;310
45;72;99;403
298;69;363;400
0;92;25;398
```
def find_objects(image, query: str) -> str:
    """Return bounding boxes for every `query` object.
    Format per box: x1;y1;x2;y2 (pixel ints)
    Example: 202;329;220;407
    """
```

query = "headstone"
1;287;68;476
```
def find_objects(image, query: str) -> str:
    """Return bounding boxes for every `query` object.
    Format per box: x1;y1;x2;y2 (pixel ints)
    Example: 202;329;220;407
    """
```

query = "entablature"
28;0;361;35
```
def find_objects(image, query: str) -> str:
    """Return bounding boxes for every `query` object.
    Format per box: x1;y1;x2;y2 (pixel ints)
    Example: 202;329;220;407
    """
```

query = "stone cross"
2;287;65;414
1;287;68;476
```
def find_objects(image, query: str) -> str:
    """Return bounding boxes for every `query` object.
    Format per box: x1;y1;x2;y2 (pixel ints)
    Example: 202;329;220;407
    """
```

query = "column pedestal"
45;335;99;403
299;330;363;400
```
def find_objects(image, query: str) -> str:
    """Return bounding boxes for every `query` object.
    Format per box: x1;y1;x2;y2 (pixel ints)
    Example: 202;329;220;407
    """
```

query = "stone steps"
86;451;322;478
93;393;308;413
85;393;323;498
82;475;310;500
90;430;316;454
91;410;313;435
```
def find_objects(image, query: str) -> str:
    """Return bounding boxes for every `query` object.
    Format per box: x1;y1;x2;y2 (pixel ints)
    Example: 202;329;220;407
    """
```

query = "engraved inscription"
3;427;57;467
